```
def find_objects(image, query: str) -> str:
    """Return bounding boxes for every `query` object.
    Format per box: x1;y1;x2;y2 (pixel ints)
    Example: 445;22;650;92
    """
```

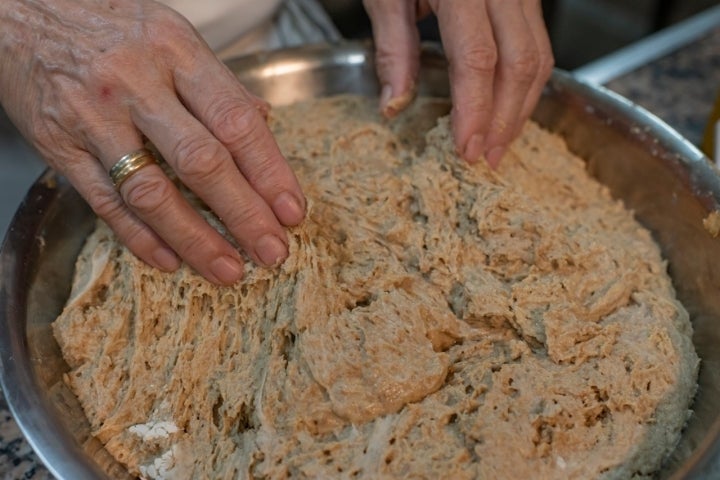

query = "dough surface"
53;96;699;479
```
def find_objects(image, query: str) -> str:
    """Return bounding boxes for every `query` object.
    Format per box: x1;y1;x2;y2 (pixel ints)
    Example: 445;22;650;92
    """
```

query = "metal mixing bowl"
1;42;720;479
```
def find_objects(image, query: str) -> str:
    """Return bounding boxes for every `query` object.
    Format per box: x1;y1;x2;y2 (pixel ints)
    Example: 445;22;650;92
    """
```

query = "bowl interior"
2;43;720;479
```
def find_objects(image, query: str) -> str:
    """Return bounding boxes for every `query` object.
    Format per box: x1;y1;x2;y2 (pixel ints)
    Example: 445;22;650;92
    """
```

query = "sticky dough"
53;96;699;479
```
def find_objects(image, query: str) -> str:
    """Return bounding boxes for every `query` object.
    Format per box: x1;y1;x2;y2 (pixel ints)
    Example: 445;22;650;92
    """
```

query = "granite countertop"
605;26;720;151
2;11;720;480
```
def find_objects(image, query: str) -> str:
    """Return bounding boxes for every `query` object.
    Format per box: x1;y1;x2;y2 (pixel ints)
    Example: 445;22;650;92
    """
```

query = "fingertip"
485;145;506;169
254;234;289;267
365;0;421;119
209;254;245;285
151;246;182;272
273;191;306;226
380;84;394;117
380;83;416;119
462;133;485;164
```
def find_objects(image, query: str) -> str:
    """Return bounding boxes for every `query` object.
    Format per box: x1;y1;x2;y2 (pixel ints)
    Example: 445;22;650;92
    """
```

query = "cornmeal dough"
53;96;699;479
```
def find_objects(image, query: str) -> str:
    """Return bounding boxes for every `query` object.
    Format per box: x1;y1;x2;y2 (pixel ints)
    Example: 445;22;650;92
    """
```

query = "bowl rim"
1;41;719;479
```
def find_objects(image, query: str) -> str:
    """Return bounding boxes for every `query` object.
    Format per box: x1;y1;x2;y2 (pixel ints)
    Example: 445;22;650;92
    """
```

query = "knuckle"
175;228;216;257
172;136;228;181
87;180;126;220
457;44;498;75
122;170;173;216
209;100;264;147
538;51;556;80
246;154;285;186
226;201;273;235
506;48;540;82
239;150;290;193
120;223;151;250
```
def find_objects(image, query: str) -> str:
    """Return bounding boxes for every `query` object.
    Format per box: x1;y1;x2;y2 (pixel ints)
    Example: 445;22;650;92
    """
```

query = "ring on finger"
109;148;158;189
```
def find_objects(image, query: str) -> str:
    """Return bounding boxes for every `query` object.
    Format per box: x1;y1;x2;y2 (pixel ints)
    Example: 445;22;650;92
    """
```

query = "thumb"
363;0;420;118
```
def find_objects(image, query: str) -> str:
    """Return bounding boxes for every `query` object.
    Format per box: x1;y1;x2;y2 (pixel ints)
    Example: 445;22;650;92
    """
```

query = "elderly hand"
0;0;306;285
363;0;554;168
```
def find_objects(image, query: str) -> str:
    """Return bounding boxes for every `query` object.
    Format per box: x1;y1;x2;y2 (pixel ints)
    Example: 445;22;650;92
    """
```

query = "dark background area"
319;0;719;70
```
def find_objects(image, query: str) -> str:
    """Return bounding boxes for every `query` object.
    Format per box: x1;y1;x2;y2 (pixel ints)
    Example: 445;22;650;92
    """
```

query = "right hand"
0;0;306;285
364;0;554;168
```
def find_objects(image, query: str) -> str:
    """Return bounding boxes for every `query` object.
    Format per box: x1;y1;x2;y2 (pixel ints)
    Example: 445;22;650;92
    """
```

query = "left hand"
0;0;306;285
363;0;554;168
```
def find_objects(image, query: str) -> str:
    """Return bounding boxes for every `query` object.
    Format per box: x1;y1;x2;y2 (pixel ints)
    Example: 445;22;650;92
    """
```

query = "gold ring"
108;148;157;189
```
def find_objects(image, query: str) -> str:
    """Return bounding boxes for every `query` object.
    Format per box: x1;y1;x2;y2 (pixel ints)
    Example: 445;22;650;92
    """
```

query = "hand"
0;0;306;285
363;0;554;168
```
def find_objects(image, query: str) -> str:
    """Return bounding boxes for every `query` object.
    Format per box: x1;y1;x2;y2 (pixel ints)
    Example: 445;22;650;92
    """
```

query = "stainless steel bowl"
2;42;720;479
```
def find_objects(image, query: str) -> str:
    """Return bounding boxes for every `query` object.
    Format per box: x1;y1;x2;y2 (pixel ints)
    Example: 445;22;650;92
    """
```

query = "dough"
704;210;720;237
53;96;699;479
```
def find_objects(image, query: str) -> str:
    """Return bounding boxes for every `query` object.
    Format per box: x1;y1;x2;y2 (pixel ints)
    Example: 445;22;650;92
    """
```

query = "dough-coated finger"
514;0;555;137
62;148;182;273
130;88;290;270
363;0;421;117
115;159;247;285
429;0;497;163
174;57;306;228
0;0;285;285
482;0;541;167
93;131;247;285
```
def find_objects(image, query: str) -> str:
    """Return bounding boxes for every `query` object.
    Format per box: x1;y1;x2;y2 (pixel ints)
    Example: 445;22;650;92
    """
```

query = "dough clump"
53;96;699;479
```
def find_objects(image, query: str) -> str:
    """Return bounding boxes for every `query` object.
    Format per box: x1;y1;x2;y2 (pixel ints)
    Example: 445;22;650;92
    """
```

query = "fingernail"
255;234;288;267
209;255;244;285
380;84;400;118
380;84;393;112
152;247;181;272
463;134;485;163
273;191;306;226
486;146;506;169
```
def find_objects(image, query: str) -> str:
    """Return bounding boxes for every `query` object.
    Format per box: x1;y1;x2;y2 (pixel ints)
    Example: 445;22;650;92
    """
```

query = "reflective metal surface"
1;42;719;479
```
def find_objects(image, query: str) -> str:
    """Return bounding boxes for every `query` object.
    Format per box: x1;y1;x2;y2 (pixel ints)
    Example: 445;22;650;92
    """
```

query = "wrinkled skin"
365;0;554;167
0;0;553;285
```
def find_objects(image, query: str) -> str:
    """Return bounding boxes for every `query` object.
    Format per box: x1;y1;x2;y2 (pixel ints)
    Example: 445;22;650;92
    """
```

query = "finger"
250;93;272;120
41;69;243;284
89;124;247;285
514;0;555;137
115;156;247;285
130;89;290;271
482;0;541;168
363;0;420;118
174;66;305;228
59;148;182;274
429;0;497;163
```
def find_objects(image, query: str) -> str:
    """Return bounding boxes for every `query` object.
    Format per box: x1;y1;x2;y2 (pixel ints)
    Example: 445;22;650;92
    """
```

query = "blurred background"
545;0;718;69
319;0;719;69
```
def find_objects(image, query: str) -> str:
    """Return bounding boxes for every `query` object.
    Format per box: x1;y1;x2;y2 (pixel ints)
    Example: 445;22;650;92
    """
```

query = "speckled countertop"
605;26;720;152
2;18;720;480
